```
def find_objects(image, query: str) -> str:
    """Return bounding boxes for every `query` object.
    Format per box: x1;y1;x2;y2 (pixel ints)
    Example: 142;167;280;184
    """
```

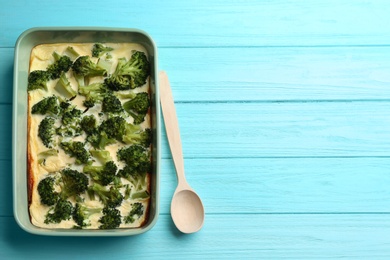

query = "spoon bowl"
171;189;204;233
159;71;205;233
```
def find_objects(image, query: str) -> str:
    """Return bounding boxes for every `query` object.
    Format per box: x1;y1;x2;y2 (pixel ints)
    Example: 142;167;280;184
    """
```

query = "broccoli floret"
55;125;82;138
78;83;111;108
87;131;116;150
39;169;88;208
99;116;127;141
118;166;146;189
122;92;150;125
128;111;146;125
64;46;80;61
38;117;56;148
55;104;83;137
89;150;112;164
72;56;107;77
115;92;136;99
82;99;95;108
117;145;151;175
104;51;150;91
92;43;114;58
103;58;128;91
122;127;151;148
54;72;77;99
118;165;148;193
37;149;58;165
124;202;144;224
86;116;126;149
80;114;97;135
96;58;113;72
61;106;82;125
44;197;73;224
97;116;149;145
117;145;151;174
60;141;90;164
46;52;73;79
89;183;123;208
72;203;101;228
37;176;59;206
40;169;88;225
59;168;89;199
59;100;72;111
99;207;121;229
31;95;61;117
102;94;124;113
74;73;86;89
123;92;150;114
27;70;51;91
123;184;131;200
117;178;148;200
83;161;117;186
79;83;106;96
130;190;150;200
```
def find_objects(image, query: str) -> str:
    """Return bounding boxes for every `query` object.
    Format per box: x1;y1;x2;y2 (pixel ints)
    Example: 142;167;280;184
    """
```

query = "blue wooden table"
2;0;390;258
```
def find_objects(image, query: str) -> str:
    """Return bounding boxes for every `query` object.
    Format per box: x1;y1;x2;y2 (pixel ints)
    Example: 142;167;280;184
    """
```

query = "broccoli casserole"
27;42;152;229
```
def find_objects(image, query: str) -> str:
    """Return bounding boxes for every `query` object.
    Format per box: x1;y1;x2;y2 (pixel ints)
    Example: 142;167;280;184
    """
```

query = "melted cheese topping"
28;43;151;229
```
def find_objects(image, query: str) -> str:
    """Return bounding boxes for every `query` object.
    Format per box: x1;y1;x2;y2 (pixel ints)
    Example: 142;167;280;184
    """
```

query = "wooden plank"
0;105;12;161
0;160;11;216
160;46;390;102
0;48;13;104
4;101;390;160
4;157;390;217
1;214;390;258
159;157;390;214
163;101;390;158
2;1;390;47
3;46;390;104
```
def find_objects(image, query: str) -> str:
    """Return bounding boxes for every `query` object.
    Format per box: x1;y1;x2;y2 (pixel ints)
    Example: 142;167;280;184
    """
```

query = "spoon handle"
159;71;187;187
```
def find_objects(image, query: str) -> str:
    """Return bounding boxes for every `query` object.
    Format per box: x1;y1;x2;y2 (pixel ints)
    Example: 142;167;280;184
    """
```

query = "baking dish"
12;27;160;236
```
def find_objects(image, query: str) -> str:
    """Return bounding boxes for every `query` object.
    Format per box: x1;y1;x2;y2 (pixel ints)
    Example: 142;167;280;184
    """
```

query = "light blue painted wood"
160;46;390;102
2;0;390;258
166;101;390;158
0;105;12;161
0;160;12;216
1;214;390;259
0;49;13;104
2;0;390;47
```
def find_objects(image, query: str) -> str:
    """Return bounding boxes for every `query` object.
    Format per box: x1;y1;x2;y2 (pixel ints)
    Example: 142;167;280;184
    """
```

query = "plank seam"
4;44;390;49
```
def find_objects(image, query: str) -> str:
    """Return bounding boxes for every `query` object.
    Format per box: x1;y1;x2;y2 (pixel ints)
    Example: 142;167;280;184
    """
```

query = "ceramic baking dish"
12;27;160;236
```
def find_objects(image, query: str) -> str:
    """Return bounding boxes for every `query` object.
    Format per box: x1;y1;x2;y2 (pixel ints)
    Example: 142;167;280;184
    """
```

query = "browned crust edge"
139;173;152;227
27;95;34;208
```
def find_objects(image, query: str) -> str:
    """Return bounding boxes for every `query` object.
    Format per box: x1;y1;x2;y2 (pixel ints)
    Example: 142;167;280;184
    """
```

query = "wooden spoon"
159;71;205;233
